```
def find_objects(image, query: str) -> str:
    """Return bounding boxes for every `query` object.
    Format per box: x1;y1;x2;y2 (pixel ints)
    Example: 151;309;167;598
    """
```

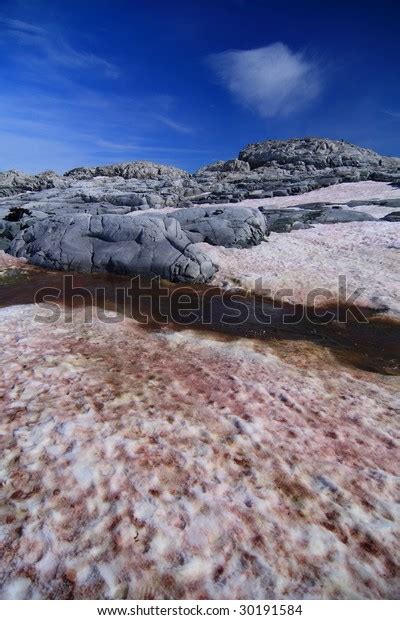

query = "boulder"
258;205;375;232
172;206;267;247
382;211;400;222
312;208;375;224
258;207;313;233
195;159;250;175
8;214;216;283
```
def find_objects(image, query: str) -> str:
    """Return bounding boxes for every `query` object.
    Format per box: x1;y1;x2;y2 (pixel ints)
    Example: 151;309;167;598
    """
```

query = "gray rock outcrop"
382;212;400;222
239;137;399;172
1;138;400;212
192;138;400;204
0;170;63;197
196;159;250;175
9;213;216;283
173;206;266;247
1;137;399;283
258;204;375;233
6;206;269;280
64;160;188;181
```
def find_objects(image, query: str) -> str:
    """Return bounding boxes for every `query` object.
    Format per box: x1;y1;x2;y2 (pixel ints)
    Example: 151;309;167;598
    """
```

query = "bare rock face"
6;206;269;281
239;137;400;171
0;173;193;218
2;140;400;212
8;213;216;283
1;138;399;283
6;199;376;281
0;170;63;197
257;204;375;233
382;211;400;222
195;160;227;175
173;206;266;247
64;160;189;181
196;159;250;175
191;138;400;204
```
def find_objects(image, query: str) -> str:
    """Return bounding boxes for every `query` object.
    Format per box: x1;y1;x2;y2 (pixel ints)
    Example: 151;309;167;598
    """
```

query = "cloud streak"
0;10;204;171
0;13;197;171
0;87;202;172
208;42;321;118
384;110;400;119
154;115;193;134
0;15;120;78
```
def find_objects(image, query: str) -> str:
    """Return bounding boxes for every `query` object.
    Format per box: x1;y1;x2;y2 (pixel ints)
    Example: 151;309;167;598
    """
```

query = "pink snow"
196;181;400;210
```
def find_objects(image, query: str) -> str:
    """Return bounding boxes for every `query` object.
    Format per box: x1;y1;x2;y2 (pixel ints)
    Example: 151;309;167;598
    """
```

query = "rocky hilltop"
64;160;189;182
239;137;398;170
195;137;400;203
1;137;399;282
0;169;63;198
1;137;399;203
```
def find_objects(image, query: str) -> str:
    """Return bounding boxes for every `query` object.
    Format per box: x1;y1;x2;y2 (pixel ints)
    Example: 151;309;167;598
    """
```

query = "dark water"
1;266;399;375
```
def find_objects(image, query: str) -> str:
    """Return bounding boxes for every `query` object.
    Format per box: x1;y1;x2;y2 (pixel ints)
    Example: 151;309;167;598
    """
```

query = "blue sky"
0;0;399;173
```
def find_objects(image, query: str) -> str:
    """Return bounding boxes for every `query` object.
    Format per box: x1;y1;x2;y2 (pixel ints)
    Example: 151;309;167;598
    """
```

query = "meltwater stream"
1;265;399;375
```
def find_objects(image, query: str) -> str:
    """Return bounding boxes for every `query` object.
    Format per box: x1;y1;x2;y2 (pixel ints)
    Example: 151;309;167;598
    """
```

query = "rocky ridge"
1;138;399;282
0;169;64;198
194;137;400;204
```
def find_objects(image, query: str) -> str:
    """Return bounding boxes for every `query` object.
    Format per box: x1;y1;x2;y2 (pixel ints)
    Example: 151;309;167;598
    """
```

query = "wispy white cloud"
0;14;199;171
208;42;321;118
384;110;400;119
0;90;203;171
50;42;120;78
0;16;46;35
154;114;193;134
0;15;120;78
94;139;138;152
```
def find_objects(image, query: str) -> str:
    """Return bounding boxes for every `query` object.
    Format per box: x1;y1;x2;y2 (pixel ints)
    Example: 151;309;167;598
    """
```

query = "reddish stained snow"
197;181;400;210
0;252;26;268
199;221;400;317
1;181;400;599
0;306;399;599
